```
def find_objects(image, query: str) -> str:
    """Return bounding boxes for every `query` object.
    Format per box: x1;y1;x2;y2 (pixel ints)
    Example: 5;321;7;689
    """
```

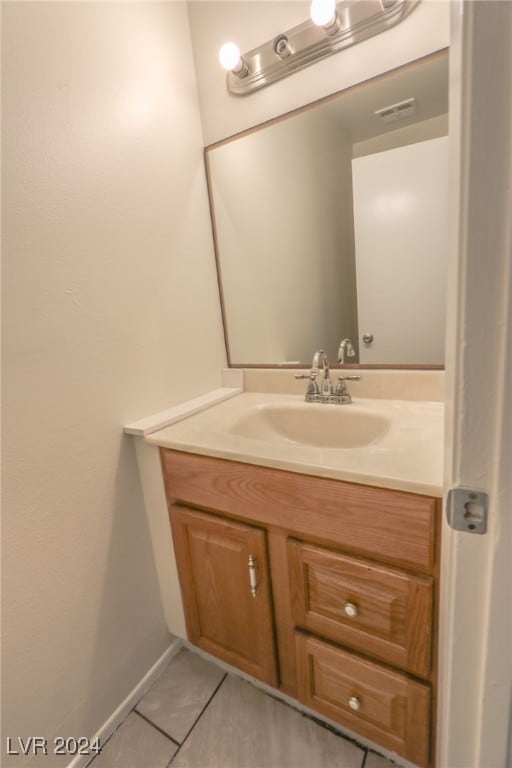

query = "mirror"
206;49;449;368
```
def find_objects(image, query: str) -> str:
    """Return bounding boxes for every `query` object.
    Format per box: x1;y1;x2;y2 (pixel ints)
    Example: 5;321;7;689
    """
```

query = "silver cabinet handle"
343;602;359;618
248;555;258;597
362;333;374;344
348;696;361;711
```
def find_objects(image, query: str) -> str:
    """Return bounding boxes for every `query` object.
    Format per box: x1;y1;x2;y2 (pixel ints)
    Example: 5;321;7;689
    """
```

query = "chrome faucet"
338;338;356;365
295;349;360;404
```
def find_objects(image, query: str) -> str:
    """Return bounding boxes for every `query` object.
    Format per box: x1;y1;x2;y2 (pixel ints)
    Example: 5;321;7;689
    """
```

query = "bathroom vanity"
140;388;443;768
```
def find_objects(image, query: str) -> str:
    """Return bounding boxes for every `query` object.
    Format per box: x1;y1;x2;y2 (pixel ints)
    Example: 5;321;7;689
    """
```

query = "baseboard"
67;637;183;768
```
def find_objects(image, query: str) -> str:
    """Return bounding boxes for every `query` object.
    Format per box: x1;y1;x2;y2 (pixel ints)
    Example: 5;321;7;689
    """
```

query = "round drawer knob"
348;696;361;711
343;602;359;618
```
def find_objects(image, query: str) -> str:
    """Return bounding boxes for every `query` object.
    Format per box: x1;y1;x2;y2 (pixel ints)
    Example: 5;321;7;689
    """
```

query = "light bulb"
219;42;242;71
218;41;249;78
310;0;337;27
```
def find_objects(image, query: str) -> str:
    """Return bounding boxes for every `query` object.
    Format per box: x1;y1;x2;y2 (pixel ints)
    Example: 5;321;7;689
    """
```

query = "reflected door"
352;136;449;365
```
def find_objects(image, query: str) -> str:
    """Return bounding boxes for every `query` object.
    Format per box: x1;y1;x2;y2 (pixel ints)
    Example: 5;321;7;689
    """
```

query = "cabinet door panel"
171;504;278;687
288;540;433;677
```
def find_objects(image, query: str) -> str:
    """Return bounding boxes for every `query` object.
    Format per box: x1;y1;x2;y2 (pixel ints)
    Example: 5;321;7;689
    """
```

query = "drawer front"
160;449;438;573
288;541;433;677
296;633;431;768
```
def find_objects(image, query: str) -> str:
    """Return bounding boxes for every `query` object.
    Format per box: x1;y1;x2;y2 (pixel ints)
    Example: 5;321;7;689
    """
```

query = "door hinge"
446;488;488;534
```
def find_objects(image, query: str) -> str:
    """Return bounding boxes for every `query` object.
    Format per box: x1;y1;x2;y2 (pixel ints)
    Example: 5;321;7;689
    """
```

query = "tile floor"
89;647;397;768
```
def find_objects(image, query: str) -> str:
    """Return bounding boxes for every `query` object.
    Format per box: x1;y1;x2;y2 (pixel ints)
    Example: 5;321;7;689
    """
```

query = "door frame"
439;1;512;766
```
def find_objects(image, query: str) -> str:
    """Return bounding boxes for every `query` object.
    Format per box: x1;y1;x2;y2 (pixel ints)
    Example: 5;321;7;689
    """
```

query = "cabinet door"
170;504;278;686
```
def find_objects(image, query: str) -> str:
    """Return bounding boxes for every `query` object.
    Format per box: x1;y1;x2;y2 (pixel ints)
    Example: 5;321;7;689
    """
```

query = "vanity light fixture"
273;35;293;61
220;0;420;96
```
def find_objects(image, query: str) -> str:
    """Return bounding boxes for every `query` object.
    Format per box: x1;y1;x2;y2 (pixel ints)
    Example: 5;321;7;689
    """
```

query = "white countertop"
145;392;444;497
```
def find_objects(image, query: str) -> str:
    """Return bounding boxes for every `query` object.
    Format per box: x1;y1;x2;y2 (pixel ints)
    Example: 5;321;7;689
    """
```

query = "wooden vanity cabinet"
161;449;440;768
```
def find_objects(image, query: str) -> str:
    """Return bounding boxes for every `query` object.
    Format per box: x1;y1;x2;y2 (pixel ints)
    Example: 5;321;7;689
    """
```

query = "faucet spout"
338;338;356;365
311;349;328;370
311;350;332;397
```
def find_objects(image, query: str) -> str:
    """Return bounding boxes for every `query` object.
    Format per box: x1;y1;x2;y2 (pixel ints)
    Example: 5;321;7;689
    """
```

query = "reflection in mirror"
206;49;449;368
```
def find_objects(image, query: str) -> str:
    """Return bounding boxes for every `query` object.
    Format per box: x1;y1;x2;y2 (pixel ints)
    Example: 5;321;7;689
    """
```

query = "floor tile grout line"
132;709;181;748
87;666;381;768
166;670;371;768
166;673;228;766
84;710;135;767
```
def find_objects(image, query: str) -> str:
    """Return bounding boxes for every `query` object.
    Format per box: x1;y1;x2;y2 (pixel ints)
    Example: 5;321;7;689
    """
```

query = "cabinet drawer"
288;541;433;677
296;633;430;768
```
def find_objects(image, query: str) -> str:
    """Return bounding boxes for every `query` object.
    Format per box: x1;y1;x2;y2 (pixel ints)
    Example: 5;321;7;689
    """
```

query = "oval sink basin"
229;403;391;449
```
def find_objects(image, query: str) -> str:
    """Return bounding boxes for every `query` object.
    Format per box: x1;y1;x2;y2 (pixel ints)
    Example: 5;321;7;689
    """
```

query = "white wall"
188;1;450;145
208;109;357;364
2;2;226;763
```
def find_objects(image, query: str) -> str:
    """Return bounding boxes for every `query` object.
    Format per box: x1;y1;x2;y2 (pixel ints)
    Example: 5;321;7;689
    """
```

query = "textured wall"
1;2;226;764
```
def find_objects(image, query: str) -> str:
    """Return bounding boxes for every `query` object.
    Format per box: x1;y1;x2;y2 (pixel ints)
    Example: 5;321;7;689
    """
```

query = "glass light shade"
219;42;242;71
310;0;337;27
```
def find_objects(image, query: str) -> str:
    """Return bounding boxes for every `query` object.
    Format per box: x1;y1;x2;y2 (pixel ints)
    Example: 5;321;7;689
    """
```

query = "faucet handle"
294;371;318;381
295;370;321;400
335;374;360;398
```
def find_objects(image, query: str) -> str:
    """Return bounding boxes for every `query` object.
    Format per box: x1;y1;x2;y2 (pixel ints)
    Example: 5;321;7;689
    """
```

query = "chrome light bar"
225;0;420;96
